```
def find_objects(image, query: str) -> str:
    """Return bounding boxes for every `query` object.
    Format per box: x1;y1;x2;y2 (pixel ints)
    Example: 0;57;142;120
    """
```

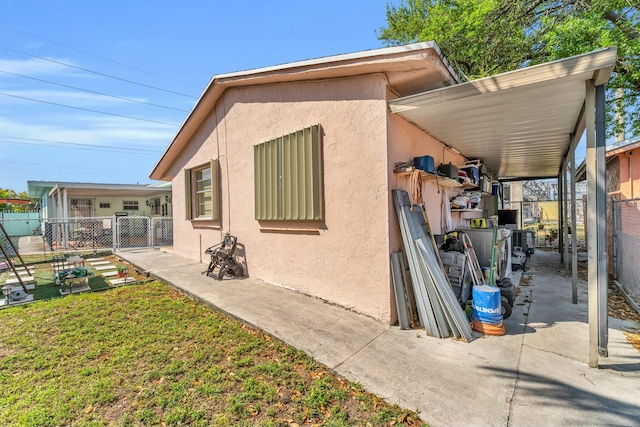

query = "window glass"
195;167;212;217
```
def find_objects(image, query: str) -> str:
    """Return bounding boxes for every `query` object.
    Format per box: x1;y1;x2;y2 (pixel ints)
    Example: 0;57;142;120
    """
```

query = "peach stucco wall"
386;90;466;255
169;74;394;321
616;152;640;200
384;89;466;323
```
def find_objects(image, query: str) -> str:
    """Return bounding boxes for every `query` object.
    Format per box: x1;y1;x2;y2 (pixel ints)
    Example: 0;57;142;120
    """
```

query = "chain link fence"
612;199;640;307
0;216;173;260
151;217;173;247
502;199;585;249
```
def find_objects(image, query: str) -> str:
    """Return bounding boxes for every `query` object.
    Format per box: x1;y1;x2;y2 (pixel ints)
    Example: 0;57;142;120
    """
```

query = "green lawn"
0;282;425;427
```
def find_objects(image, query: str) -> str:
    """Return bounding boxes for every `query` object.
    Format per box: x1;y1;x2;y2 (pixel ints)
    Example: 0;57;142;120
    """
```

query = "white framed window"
99;202;110;209
123;200;139;211
184;159;219;221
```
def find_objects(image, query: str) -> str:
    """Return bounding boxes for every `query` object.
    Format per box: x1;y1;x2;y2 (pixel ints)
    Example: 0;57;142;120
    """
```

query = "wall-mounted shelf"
394;168;462;188
450;208;482;212
460;183;479;190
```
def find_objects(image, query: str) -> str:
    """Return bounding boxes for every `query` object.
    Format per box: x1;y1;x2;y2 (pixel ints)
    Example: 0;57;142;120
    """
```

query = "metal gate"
115;216;150;250
151;217;173;247
114;216;174;250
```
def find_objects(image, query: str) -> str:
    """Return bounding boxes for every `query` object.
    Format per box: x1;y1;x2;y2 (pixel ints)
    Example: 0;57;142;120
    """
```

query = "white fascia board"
389;47;617;113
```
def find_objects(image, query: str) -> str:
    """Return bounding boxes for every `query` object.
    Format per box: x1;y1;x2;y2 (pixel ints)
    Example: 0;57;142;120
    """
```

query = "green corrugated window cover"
255;124;323;221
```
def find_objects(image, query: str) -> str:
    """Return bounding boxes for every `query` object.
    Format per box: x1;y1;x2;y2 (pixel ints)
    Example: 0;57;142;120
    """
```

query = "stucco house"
28;181;172;220
150;42;616;327
26;180;173;251
578;137;640;307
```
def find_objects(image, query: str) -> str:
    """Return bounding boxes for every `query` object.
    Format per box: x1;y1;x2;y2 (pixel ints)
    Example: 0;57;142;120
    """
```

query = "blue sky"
0;1;394;192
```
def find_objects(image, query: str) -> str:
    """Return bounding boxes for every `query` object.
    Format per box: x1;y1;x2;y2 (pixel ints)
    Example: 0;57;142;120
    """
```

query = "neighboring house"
27;181;173;220
578;137;640;306
603;137;640;200
150;42;615;323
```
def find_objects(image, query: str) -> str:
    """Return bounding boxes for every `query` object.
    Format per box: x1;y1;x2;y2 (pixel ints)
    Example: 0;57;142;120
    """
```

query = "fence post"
112;216;117;252
148;217;153;248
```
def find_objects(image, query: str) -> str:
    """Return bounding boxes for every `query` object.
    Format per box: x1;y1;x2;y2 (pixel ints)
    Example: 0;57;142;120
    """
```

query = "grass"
0;281;426;427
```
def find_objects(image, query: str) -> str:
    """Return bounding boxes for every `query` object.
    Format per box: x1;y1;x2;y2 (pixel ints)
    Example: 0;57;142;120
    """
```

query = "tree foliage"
0;188;33;212
378;0;640;137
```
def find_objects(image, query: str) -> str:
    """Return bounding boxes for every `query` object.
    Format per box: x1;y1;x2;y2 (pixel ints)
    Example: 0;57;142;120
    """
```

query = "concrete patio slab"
117;248;640;427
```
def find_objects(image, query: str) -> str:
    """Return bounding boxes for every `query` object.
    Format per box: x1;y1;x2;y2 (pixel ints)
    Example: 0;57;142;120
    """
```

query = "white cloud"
0;57;75;76
0;115;174;149
0;88;147;107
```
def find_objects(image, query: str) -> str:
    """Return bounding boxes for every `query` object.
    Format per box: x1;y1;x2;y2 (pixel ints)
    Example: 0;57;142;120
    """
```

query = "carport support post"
570;135;578;304
596;84;608;357
563;158;569;275
585;80;598;367
586;80;608;367
558;174;563;262
562;159;573;276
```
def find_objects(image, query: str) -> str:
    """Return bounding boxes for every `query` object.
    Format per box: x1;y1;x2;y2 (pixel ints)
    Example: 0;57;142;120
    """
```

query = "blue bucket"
471;285;503;324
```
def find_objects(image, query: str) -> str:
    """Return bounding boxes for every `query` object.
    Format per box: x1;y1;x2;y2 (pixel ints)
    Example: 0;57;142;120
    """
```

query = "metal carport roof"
390;47;619;368
388;48;617;180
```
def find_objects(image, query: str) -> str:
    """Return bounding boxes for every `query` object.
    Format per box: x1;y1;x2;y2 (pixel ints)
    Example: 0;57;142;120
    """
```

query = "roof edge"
150;42;454;181
389;47;618;113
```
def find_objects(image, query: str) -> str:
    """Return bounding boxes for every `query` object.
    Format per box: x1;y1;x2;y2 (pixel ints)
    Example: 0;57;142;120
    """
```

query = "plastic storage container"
465;160;488;175
479;174;492;193
413;155;435;173
460;166;479;184
437;162;458;179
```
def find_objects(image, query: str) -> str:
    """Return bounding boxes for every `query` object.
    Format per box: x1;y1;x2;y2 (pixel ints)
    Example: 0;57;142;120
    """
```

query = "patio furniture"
203;234;244;280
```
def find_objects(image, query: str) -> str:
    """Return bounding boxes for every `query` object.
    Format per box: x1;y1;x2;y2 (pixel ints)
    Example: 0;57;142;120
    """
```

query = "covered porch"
389;47;617;367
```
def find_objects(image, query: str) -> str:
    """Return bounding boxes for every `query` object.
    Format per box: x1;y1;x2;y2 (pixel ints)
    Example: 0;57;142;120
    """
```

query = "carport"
388;47;618;367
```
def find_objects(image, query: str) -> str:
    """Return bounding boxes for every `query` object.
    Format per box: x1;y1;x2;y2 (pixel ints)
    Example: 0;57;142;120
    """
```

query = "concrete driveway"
117;248;640;427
